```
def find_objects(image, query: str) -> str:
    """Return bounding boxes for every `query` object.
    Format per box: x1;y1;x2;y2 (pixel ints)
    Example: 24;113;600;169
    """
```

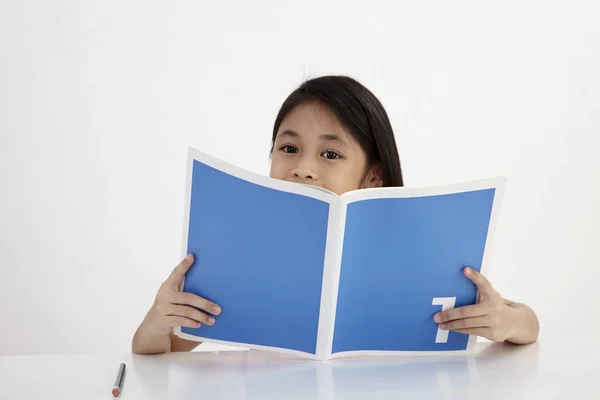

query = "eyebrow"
278;130;347;145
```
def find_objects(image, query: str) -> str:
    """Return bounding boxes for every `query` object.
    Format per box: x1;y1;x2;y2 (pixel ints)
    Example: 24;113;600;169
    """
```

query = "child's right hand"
146;254;221;335
132;254;221;354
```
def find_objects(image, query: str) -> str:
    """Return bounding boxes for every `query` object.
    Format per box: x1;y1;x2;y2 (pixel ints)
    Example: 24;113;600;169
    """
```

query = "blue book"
175;146;505;360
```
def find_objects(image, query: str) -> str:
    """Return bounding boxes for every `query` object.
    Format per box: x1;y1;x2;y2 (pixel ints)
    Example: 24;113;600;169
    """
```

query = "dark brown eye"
281;145;298;153
322;151;341;159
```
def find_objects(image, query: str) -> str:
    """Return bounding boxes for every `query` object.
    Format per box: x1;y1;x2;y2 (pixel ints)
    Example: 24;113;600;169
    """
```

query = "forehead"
276;101;352;141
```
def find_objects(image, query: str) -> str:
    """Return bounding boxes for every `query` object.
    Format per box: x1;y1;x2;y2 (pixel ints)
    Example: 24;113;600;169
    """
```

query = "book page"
175;147;336;358
329;178;505;357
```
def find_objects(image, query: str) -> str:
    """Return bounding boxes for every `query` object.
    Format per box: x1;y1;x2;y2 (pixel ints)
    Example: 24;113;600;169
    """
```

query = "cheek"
268;164;281;179
269;155;287;179
325;165;365;194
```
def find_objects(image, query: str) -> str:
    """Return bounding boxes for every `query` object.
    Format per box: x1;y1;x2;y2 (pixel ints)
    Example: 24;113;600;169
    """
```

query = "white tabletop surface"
1;340;598;399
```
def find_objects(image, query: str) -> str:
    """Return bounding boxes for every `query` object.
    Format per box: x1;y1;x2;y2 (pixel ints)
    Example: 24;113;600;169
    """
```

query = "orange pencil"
112;363;126;397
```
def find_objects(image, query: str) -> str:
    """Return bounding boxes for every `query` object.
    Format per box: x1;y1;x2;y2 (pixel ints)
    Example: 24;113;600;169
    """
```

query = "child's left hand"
433;267;517;343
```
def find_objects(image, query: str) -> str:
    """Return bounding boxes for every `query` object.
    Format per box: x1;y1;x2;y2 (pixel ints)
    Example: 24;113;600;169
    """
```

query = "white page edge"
327;348;478;360
186;145;336;203
341;176;506;203
315;197;342;360
323;200;348;358
173;329;321;360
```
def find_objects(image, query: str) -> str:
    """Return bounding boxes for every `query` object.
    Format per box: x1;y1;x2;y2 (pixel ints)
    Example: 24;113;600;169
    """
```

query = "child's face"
270;102;382;195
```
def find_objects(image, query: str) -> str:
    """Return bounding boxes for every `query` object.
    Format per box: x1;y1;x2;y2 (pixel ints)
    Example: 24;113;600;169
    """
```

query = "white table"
1;341;598;399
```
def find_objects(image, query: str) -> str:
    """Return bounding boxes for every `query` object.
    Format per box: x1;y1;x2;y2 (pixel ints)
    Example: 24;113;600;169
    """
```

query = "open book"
174;146;505;360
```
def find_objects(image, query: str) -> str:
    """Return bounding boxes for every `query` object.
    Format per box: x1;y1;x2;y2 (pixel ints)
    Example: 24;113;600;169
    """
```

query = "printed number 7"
432;297;456;343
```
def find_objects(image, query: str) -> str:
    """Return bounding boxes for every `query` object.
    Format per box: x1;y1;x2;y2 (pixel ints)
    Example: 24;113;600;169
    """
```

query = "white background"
1;1;598;356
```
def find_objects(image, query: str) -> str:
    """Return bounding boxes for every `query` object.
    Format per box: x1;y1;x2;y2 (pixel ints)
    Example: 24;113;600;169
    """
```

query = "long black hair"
271;75;403;187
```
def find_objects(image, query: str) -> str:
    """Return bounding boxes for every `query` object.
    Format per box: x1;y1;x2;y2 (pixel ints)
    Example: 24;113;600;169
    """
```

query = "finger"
434;302;489;323
172;291;222;315
448;327;492;338
167;304;215;326
451;327;505;342
162;315;202;329
440;316;490;331
464;267;496;298
165;254;195;289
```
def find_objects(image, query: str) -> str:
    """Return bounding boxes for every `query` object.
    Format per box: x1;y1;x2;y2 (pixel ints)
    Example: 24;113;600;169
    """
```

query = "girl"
132;75;540;355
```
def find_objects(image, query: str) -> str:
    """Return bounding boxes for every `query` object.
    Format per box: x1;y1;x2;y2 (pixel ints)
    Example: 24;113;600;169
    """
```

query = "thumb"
464;266;496;300
166;254;195;290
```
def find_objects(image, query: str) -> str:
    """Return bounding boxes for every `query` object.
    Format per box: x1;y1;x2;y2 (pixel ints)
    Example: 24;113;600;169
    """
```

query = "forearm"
132;327;201;354
504;299;540;345
132;324;172;355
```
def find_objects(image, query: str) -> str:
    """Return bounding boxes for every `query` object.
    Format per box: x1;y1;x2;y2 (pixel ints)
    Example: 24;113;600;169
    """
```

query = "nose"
291;160;318;181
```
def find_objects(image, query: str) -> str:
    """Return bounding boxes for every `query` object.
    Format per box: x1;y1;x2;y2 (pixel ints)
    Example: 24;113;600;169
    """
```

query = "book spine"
325;198;347;359
314;197;344;360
